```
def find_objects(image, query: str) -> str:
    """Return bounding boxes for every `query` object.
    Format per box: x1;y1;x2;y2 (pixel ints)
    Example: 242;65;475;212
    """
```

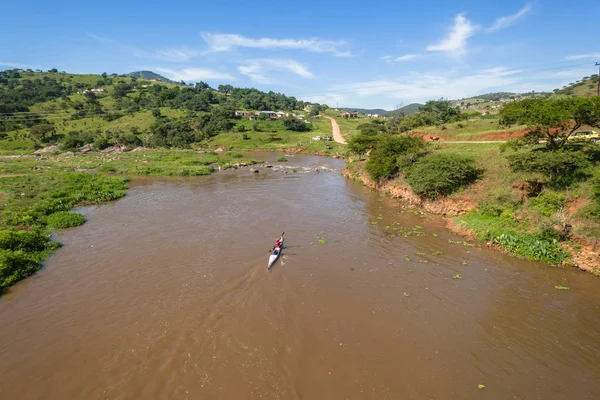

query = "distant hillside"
552;74;599;97
127;71;178;84
338;107;391;115
470;92;519;101
397;103;422;114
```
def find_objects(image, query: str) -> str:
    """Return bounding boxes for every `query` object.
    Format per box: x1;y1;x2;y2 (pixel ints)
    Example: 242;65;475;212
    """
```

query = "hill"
127;71;178;84
552;74;599;97
0;69;321;153
338;107;391;115
397;103;422;114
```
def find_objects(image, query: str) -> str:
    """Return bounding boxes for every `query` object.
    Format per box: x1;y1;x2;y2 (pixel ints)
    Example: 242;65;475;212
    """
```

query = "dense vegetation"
0;69;315;151
0;173;128;291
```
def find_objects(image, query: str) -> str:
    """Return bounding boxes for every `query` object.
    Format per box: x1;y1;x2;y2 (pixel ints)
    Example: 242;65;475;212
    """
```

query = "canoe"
267;237;284;269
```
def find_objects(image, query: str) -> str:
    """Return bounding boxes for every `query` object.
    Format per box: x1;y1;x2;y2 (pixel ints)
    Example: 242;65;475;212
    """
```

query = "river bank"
2;153;599;400
343;159;600;275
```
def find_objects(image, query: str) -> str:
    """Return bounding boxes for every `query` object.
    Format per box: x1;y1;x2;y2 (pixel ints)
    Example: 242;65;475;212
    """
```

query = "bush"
529;191;567;216
277;157;287;162
405;153;481;199
365;135;426;182
226;152;243;158
0;230;52;252
283;118;311;132
46;212;86;229
507;150;591;187
0;249;41;289
493;232;567;264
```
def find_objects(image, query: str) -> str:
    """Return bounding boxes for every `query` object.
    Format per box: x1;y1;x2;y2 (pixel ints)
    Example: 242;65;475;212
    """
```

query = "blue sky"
1;0;599;109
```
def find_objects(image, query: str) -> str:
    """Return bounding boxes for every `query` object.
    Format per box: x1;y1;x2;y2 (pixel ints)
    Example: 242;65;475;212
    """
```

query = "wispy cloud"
155;67;236;82
0;61;41;70
86;33;113;44
565;52;600;61
238;59;315;84
396;54;419;61
152;47;205;62
201;33;350;56
426;13;477;57
328;67;521;103
488;4;532;32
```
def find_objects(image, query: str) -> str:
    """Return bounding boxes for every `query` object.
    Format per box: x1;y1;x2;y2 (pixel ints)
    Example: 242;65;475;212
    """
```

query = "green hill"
0;69;316;153
552;74;599;97
127;71;178;85
338;107;391;115
397;103;422;114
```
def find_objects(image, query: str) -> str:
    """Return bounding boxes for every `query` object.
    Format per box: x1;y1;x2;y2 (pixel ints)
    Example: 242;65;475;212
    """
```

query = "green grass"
408;118;527;140
207;117;346;155
0;172;128;291
46;211;85;229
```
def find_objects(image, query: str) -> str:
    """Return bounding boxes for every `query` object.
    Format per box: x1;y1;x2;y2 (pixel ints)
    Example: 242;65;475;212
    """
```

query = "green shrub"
0;249;41;289
283;118;311;132
0;230;52;252
507;150;591;187
529;191;567;216
46;212;85;229
227;152;243;158
277;157;287;162
493;232;567;264
365;135;426;182
405;153;481;199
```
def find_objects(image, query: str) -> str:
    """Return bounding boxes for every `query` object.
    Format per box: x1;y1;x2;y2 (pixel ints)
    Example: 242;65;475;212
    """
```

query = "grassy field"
206;116;346;155
408;118;528;140
323;109;367;140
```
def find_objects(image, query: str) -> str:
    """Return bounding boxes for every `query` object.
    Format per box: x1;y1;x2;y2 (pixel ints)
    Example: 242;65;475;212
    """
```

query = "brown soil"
343;162;477;216
344;162;600;275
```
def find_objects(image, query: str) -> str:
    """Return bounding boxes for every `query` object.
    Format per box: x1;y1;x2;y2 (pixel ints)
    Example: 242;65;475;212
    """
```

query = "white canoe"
267;238;284;269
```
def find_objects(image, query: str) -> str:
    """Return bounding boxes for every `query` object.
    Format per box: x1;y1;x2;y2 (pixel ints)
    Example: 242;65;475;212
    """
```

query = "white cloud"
0;61;41;69
152;47;204;62
155;67;236;82
86;33;113;44
380;55;393;63
302;93;347;107
238;59;315;83
328;67;521;103
201;33;350;56
396;54;419;61
426;13;477;57
488;4;532;32
565;53;600;61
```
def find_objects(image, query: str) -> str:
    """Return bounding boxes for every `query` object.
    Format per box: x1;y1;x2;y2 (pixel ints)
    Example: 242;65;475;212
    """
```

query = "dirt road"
322;115;346;144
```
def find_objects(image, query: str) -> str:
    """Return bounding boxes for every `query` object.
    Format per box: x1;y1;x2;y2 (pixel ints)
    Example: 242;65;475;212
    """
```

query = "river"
0;153;599;400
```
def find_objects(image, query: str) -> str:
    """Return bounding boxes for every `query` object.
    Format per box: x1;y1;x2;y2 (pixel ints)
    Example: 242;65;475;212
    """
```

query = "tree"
48;68;58;73
500;97;600;149
283;118;311;132
152;109;161;118
195;81;210;90
30;124;56;140
101;72;108;79
218;84;234;94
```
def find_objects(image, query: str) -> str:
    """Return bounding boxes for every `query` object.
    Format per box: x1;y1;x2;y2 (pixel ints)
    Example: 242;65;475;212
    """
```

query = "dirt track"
322;116;347;144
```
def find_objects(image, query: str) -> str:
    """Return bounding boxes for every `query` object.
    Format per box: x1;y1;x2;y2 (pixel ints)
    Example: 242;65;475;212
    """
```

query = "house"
150;78;162;82
339;112;358;118
235;110;253;118
90;88;105;93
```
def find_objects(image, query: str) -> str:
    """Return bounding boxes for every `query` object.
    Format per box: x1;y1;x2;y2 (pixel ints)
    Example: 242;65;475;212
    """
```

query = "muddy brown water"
1;153;599;400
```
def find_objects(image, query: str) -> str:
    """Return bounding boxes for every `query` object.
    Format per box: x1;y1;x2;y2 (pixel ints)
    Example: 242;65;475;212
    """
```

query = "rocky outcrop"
34;145;61;154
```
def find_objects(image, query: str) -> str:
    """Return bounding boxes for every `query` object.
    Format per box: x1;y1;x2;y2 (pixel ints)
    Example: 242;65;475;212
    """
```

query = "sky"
1;0;600;109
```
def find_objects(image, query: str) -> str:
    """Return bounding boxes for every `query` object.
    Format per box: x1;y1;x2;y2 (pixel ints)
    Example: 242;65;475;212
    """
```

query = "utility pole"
596;62;600;96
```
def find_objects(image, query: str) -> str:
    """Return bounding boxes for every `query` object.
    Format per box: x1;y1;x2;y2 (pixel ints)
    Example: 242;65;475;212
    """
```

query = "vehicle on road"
312;136;322;141
567;131;599;143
